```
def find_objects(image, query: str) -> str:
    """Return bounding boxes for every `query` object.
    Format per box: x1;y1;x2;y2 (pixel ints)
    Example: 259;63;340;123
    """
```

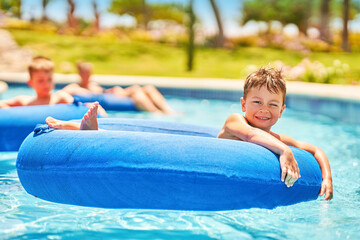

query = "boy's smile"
241;86;285;132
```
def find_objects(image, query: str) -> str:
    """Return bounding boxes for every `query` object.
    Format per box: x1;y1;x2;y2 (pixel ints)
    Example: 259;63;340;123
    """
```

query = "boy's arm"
220;113;300;187
279;134;333;200
89;82;104;94
0;96;31;108
51;90;74;104
0;101;10;108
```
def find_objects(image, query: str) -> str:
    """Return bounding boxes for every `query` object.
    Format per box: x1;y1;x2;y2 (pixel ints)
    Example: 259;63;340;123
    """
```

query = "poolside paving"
0;72;359;101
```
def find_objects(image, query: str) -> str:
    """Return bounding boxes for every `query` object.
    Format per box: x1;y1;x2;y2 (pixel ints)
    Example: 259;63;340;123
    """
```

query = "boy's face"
28;70;54;98
241;86;285;132
79;69;91;83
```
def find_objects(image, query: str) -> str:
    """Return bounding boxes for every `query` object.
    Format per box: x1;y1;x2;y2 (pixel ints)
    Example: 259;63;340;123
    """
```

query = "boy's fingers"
281;169;287;182
319;185;325;196
289;177;297;185
324;191;333;200
285;174;292;187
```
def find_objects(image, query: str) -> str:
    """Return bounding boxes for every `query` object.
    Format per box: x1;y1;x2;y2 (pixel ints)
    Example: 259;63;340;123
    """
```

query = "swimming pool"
1;86;360;239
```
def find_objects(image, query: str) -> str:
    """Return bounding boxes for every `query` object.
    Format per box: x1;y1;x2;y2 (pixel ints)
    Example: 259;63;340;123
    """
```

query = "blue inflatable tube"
16;118;322;211
0;104;93;151
73;93;137;111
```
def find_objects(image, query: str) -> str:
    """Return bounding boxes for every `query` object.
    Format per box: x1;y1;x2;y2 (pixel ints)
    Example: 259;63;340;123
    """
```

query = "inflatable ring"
0;103;93;151
73;93;137;111
17;118;322;211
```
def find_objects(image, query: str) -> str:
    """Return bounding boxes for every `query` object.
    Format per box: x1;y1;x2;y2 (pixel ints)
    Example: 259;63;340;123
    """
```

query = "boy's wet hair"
28;56;54;77
243;67;287;104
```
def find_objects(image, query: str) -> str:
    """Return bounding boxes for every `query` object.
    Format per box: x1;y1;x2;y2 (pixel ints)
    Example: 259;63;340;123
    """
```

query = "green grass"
10;29;360;84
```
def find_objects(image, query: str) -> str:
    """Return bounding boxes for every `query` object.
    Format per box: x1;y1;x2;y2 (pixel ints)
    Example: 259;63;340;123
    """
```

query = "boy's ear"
240;97;246;112
27;79;33;88
279;104;286;118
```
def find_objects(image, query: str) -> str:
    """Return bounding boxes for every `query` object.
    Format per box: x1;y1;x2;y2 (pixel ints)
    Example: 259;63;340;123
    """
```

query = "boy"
46;67;333;200
62;61;175;114
0;56;73;108
217;67;333;200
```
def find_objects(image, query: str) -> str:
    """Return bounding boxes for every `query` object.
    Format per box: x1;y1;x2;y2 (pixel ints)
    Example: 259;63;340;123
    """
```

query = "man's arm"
279;134;333;200
219;113;300;187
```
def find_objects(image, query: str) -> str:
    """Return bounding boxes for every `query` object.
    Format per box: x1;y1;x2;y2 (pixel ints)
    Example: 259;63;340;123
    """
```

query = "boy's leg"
46;102;99;131
104;86;129;97
80;102;99;130
46;117;81;130
125;85;162;113
142;85;175;114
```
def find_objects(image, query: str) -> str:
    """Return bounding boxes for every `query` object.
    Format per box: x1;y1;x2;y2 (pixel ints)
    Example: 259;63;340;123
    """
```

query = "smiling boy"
0;56;73;108
217;67;333;200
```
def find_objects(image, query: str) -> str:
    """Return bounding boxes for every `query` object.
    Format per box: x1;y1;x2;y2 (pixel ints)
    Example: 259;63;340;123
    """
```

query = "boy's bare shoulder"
226;113;246;122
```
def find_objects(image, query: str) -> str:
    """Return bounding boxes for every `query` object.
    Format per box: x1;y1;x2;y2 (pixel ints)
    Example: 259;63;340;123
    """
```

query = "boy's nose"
259;108;269;113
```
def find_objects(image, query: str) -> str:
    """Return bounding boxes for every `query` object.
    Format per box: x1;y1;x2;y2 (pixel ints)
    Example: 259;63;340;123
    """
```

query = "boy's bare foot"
45;117;79;130
80;102;99;130
84;102;108;117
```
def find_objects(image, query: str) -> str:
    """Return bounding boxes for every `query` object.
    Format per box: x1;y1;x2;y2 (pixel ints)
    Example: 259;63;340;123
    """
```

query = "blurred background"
0;0;359;84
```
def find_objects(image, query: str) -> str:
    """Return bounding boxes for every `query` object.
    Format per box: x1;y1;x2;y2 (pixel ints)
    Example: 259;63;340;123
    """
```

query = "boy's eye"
270;104;278;107
253;101;261;104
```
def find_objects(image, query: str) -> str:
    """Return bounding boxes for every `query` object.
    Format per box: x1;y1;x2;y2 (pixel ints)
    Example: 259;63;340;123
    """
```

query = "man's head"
77;61;93;84
28;56;54;97
241;67;287;131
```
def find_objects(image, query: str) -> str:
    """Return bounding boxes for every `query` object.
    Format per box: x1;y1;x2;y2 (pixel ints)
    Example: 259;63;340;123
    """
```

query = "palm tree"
41;0;51;22
67;0;77;29
92;0;100;31
16;0;21;18
187;0;195;71
109;0;150;29
342;0;351;52
209;0;225;47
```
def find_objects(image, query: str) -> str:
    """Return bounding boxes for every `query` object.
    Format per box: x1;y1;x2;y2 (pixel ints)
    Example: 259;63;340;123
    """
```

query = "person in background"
0;56;73;108
62;61;175;114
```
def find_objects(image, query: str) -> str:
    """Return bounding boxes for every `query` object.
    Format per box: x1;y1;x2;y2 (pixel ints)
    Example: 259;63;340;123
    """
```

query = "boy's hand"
319;178;333;200
279;149;301;187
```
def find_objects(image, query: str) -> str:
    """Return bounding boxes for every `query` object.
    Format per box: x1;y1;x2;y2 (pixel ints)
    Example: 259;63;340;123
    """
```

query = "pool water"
1;87;360;239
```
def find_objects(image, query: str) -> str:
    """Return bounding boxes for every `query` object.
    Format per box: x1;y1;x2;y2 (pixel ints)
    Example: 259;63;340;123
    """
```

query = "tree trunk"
141;0;149;30
300;0;312;35
342;0;351;52
209;0;225;47
41;0;48;22
187;0;195;71
92;0;100;32
67;0;77;29
17;0;22;18
319;0;331;42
